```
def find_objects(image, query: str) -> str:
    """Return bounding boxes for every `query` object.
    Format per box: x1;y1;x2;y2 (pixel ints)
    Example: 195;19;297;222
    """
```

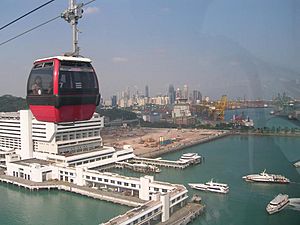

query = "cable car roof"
34;56;92;63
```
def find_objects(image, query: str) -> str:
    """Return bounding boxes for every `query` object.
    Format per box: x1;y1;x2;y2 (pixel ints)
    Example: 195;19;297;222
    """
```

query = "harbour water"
1;109;300;225
225;108;300;129
0;184;129;225
112;135;300;225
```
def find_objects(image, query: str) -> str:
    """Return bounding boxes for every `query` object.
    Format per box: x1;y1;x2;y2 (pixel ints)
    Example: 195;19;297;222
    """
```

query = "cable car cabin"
26;56;100;123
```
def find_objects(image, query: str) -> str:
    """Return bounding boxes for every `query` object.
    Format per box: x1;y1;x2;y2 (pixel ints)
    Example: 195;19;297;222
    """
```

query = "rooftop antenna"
61;0;84;56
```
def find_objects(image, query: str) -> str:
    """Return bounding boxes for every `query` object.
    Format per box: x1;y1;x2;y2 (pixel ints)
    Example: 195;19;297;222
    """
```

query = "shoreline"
234;131;300;138
137;131;230;158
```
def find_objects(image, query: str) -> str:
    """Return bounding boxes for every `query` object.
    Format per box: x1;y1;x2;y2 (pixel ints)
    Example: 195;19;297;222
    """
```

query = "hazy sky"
1;0;299;99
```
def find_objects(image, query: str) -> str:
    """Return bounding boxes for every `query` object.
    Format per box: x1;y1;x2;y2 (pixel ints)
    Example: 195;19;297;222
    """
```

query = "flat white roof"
34;56;92;63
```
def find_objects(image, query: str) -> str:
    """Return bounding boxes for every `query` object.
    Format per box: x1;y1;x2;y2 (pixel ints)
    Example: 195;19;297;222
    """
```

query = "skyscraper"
168;84;176;104
192;90;202;103
175;88;182;100
183;84;189;99
111;95;117;107
145;85;149;98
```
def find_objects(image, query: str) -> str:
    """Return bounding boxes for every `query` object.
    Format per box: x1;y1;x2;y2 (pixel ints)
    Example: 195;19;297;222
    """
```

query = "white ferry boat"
266;194;289;214
242;170;290;184
179;153;201;164
188;180;229;194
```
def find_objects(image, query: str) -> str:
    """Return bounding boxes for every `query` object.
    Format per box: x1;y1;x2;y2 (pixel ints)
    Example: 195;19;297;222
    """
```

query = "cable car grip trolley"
26;0;100;123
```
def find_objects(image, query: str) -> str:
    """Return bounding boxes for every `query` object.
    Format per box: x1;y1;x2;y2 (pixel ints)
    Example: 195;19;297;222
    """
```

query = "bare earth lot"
101;127;229;157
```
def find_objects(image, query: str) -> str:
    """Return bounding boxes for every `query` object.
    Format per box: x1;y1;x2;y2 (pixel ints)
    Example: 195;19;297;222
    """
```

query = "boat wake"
287;198;300;211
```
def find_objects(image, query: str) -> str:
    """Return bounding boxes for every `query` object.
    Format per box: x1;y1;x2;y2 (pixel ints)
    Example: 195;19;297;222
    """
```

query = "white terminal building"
0;110;134;169
0;110;189;225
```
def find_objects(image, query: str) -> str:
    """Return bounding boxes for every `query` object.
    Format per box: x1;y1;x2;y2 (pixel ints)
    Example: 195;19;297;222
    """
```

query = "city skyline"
1;0;299;100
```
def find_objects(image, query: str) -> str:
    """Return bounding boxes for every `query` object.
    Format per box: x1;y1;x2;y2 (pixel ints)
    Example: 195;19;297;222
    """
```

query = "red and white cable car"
26;56;100;123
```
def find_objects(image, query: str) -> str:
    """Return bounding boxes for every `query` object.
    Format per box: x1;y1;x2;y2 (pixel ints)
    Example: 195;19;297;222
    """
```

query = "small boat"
266;194;289;214
188;179;229;194
242;170;290;184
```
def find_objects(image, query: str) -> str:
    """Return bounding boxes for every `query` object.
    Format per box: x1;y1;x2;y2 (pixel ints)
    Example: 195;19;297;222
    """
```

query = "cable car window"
43;62;53;68
27;68;53;95
58;71;97;94
59;61;98;94
33;63;43;69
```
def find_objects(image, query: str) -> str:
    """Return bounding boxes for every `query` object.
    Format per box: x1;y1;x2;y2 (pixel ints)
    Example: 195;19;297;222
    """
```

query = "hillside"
0;95;28;112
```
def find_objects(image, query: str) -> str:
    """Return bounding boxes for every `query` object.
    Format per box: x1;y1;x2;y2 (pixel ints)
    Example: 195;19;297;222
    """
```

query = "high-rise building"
183;84;189;99
175;88;182;99
192;90;202;103
145;85;149;98
111;95;117;107
168;84;176;104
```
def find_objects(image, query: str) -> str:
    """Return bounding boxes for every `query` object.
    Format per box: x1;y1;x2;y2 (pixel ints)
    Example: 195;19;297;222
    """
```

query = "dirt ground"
101;127;228;157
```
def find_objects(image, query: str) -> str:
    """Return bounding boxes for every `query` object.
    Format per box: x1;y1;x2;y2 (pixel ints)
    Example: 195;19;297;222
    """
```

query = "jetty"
130;156;201;169
115;161;161;173
0;174;144;207
157;203;204;225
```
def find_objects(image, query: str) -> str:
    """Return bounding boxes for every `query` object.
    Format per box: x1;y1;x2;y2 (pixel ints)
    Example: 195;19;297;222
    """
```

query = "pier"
0;174;144;207
157;203;205;225
115;161;161;173
130;156;198;169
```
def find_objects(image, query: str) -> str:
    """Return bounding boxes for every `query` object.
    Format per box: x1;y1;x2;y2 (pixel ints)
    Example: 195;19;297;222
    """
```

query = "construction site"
101;127;229;157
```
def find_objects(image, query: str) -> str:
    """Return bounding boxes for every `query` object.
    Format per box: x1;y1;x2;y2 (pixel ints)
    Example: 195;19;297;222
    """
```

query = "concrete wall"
19;110;33;159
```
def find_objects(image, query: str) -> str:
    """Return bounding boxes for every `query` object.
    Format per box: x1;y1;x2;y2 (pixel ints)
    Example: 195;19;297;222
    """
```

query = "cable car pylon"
61;0;84;57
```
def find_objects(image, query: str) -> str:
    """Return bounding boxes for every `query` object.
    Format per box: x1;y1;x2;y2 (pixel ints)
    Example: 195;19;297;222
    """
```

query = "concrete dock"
130;157;191;169
157;203;205;225
0;174;144;207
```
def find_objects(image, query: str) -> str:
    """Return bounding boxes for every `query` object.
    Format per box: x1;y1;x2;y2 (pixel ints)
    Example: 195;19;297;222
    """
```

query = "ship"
266;194;289;214
179;153;202;164
242;170;290;184
188;179;229;194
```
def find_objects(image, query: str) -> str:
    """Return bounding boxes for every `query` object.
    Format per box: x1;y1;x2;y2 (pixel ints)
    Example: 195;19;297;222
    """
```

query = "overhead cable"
0;0;96;47
0;0;56;31
0;16;60;47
